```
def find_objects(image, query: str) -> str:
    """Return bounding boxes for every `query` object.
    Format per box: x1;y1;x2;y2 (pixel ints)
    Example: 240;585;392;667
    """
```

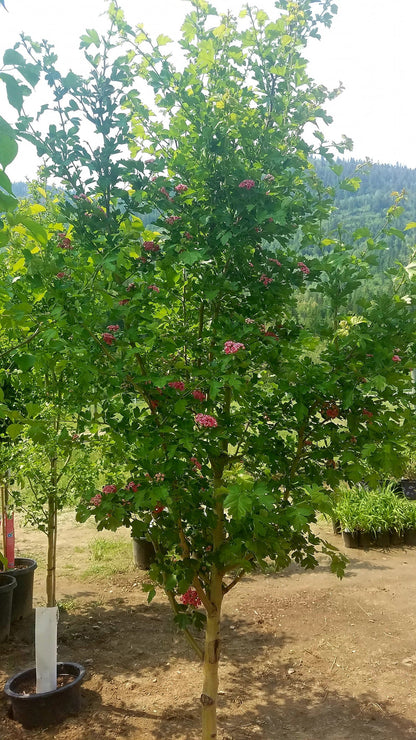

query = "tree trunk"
46;458;58;607
201;607;221;739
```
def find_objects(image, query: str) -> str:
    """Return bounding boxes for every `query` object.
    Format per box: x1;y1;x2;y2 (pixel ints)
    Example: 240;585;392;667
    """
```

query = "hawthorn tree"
3;1;416;738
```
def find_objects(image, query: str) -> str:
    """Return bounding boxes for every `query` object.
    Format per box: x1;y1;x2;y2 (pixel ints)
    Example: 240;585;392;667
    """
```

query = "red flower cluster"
268;258;282;266
102;484;117;494
174;183;188;193
184;232;192;239
166;215;181;224
90;494;102;506
262;330;279;340
107;324;120;332
224;340;245;355
180;588;202;608
143;241;160;252
119;299;130;305
195;413;218;428
148;284;160;293
102;332;116;345
190;457;202;470
125;481;140;492
153;503;165;516
126;283;136;292
325;404;339;419
259;274;273;287
238;179;255;189
362;408;373;418
56;272;68;279
57;232;73;250
192;389;206;401
298;261;310;275
168;381;185;391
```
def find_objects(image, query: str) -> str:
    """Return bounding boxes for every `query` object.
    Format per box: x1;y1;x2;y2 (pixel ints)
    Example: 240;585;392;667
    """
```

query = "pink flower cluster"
143;241;160;252
190;457;202;470
57;232;73;250
126;283;136;292
148;285;160;293
107;324;119;332
245;317;255;324
90;493;102;506
259;274;273;287
192;389;206;401
168;381;185;391
102;332;116;345
166;215;181;225
195;413;218;428
180;588;202;608
268;258;282;266
224;340;245;355
125;481;140;492
175;183;188;193
238;179;255;190
102;484;117;494
154;472;165;482
392;355;401;362
298;262;310;275
56;272;68;279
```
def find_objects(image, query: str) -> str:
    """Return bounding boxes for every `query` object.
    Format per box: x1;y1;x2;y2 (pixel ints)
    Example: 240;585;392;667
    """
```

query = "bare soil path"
2;514;416;739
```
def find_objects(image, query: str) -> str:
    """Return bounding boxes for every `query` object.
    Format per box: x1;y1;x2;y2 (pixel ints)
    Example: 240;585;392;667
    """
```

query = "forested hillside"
314;158;416;267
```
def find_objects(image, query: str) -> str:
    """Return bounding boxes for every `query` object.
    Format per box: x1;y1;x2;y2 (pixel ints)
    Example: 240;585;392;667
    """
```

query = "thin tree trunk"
201;470;225;739
201;573;222;740
46;457;58;607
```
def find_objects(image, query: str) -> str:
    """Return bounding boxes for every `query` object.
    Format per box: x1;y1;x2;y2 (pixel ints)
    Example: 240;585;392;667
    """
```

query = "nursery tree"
4;1;416;737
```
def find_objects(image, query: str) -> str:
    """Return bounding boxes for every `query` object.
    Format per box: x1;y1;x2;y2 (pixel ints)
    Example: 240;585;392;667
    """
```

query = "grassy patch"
81;538;134;579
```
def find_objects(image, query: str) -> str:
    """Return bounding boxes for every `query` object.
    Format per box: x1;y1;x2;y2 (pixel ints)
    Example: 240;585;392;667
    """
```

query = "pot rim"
4;662;86;700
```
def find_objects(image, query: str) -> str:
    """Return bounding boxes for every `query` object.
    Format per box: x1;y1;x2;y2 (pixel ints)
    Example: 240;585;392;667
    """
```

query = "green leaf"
0;73;29;111
404;222;416;231
224;485;251;520
18;216;48;245
353;227;371;240
7;423;24;440
16;354;36;371
3;49;26;66
157;34;172;46
80;28;100;49
0;133;18;168
0;168;13;195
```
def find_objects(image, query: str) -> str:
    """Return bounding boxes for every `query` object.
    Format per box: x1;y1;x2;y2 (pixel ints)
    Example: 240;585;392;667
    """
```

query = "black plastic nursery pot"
0;574;17;642
404;527;416;546
342;530;360;549
132;537;156;569
3;558;37;622
4;662;85;729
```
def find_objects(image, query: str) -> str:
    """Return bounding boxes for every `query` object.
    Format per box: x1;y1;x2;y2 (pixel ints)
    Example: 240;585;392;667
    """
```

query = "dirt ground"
2;514;416;740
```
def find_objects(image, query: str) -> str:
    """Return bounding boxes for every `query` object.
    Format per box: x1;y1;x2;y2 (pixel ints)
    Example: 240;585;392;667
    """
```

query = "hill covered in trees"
313;158;416;267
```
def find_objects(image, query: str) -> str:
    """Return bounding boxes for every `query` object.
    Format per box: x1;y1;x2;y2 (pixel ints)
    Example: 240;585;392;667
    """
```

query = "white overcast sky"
1;0;415;180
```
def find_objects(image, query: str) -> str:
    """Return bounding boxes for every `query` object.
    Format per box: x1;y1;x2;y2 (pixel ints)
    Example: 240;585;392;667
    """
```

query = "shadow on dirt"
2;591;415;740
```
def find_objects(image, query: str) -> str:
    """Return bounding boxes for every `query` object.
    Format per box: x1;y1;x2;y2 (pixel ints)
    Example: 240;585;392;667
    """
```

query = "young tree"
5;1;416;737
